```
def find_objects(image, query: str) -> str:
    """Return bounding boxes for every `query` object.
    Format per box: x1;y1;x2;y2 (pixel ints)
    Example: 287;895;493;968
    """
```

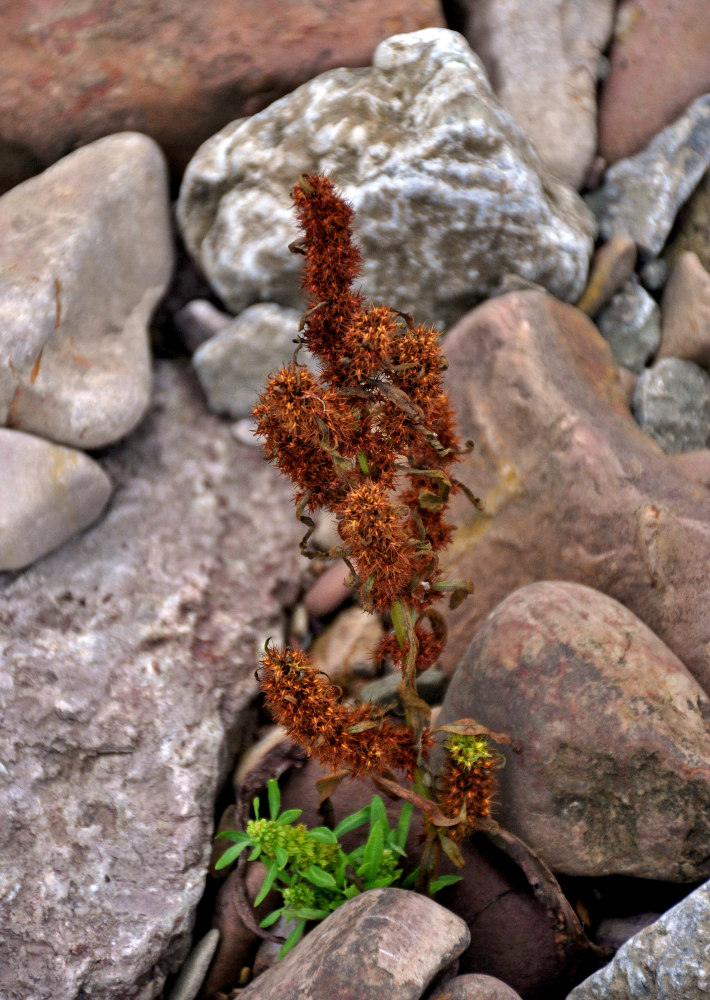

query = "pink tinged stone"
438;581;710;880
440;290;710;695
598;0;710;164
658;251;710;367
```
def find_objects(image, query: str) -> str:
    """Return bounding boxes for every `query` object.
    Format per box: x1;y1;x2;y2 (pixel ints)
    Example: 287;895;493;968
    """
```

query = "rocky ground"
2;3;710;1000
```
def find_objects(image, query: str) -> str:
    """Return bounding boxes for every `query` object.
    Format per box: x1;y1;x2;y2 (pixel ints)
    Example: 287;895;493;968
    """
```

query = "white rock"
0;428;111;570
192;303;301;418
0;132;173;448
178;28;594;330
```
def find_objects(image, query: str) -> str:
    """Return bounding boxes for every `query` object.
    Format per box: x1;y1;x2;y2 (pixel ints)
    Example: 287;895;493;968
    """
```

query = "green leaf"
275;846;289;870
333;805;371;838
279;920;306;958
268;778;281;820
248;844;262;863
362;819;385;880
369;795;387;830
393;801;413;851
390;599;407;651
259;908;284;929
214;840;250;870
429;874;463;894
400;868;418;889
287;906;330;921
304;865;337;889
356;451;370;474
252;795;260;821
308;826;339;844
215;829;252;844
275;809;302;825
254;862;279;907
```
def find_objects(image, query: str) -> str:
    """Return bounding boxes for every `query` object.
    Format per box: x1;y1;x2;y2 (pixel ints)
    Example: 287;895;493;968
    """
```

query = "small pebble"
174;298;231;353
633;358;710;453
166;928;220;1000
576;234;637;317
303;560;352;618
596;277;661;372
658;251;710;366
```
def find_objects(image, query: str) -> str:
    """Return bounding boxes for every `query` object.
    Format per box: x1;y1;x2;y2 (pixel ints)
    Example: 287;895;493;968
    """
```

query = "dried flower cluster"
253;173;504;883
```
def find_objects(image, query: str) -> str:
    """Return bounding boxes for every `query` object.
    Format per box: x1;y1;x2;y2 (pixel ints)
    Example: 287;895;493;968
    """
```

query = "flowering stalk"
253;173;504;885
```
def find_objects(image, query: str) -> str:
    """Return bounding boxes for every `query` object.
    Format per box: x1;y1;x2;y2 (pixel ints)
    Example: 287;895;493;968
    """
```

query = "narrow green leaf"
252;795;260;821
275;808;303;825
393;801;413;850
254;862;279;907
259;908;284;928
288;906;330;921
275;846;289;870
308;826;339;844
390;599;407;650
362;819;385;879
356;451;370;474
369;795;387;830
214;840;250;870
333;805;371;838
279;920;306;958
400;868;419;889
215;829;252;844
248;844;262;863
429;874;463;894
267;778;281;820
304;865;337;889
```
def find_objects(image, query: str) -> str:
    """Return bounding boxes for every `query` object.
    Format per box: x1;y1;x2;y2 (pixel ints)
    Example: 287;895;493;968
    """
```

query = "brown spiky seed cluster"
253;172;464;615
258;646;430;778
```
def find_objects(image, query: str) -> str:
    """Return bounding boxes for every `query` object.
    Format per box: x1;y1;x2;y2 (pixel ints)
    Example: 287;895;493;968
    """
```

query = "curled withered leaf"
288;238;308;255
362;376;425;422
452;476;484;509
297;173;316;194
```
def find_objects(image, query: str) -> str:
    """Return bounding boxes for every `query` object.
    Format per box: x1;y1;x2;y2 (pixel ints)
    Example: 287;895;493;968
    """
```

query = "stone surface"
428;973;524;1000
438;290;710;694
671;450;710;491
0;428;111;570
166;928;219;1000
303;561;353;619
309;605;385;692
438;581;710;880
665;169;710;274
632;358;710;453
174;299;231;354
236;888;469;1000
178;28;595;330
567;880;710;1000
575;234;637;317
0;132;173;449
658;252;710;367
0;0;444;192
596;277;661;372
0;361;303;1000
592;94;710;258
193;303;302;419
598;0;710;164
460;0;614;188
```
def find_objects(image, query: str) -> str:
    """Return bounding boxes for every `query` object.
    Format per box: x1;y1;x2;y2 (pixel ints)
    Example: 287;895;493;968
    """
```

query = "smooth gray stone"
594;93;710;258
0;428;111;570
596;277;661;372
633;358;710;453
167;929;220;1000
178;28;594;331
567;881;710;1000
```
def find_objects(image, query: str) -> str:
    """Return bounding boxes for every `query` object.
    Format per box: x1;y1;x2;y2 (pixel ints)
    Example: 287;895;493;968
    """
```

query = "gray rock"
166;928;220;1000
178;28;595;330
0;361;303;1000
665;164;710;275
593;94;710;258
633;358;710;453
461;0;614;189
192;303;302;419
567;881;710;1000
358;666;449;708
237;888;470;1000
639;257;670;292
596;277;661;372
437;581;710;881
0;428;111;570
0;132;173;449
174;299;231;354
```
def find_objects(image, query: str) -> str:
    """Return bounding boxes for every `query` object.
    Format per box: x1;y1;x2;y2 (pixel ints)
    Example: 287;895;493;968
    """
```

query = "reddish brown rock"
0;0;444;192
440;290;710;694
598;0;710;163
428;973;524;1000
658;252;710;367
438;581;710;880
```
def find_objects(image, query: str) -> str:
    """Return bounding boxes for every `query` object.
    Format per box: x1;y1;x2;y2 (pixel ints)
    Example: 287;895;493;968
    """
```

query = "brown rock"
428;972;524;1000
598;0;710;163
309;605;384;692
303;560;352;619
575;235;638;318
0;0;444;192
658;252;710;367
237;888;469;1000
438;581;710;880
460;0;614;189
665;170;710;274
440;290;710;694
671;450;710;490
